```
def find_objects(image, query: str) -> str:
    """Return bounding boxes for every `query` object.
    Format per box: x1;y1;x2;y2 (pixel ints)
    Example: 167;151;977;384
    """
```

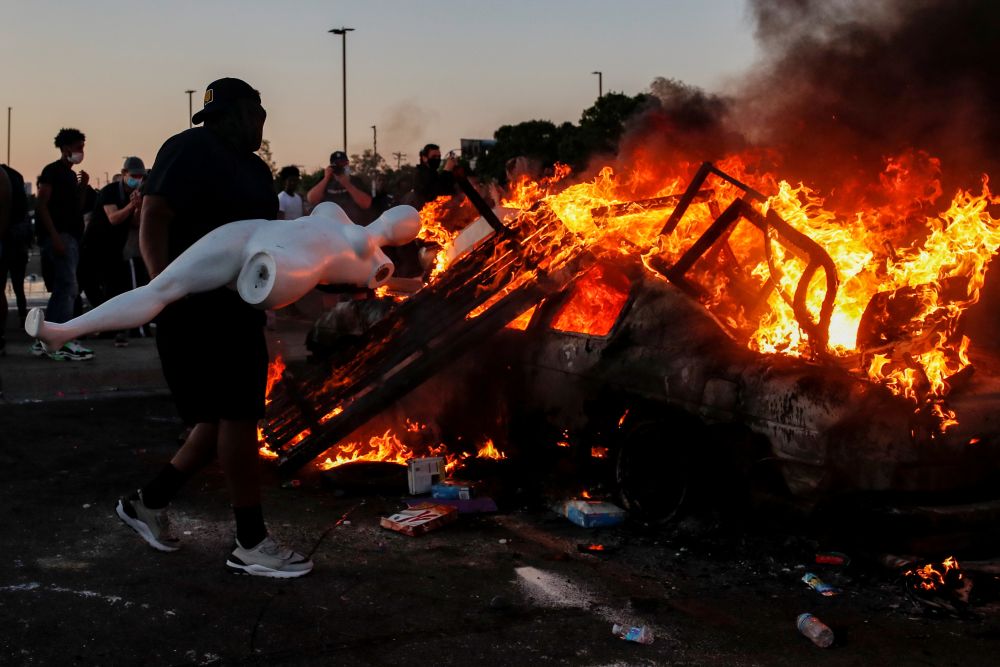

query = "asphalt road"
2;306;1000;666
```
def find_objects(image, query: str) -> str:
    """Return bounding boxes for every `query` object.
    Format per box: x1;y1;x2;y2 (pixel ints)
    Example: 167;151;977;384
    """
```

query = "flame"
476;438;507;460
904;556;963;592
431;147;1000;433
258;355;288;454
591;446;609;459
316;428;416;470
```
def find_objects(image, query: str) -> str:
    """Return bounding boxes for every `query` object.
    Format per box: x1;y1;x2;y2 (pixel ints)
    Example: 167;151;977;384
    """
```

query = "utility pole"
592;71;603;99
185;89;196;128
371;125;377;159
6;107;10;164
392;152;406;169
329;27;355;152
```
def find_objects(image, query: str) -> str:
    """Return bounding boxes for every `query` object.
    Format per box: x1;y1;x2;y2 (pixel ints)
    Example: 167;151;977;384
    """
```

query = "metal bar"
591;189;714;219
708;165;767;201
659;162;714;235
667;199;745;280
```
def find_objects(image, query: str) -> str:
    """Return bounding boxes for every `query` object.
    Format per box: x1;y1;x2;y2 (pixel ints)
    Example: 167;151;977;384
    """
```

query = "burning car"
260;154;1000;521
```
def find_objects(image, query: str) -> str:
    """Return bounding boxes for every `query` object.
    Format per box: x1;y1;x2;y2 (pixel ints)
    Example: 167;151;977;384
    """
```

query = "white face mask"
67;152;84;165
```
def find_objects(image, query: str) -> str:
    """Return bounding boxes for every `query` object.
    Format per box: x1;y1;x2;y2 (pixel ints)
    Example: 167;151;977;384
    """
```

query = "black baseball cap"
122;156;147;174
191;78;261;125
329;151;349;164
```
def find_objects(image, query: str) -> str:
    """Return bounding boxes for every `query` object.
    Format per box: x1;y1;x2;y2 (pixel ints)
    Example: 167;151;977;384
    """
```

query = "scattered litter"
815;552;850;566
557;499;626;528
380;502;457;536
515;566;594;610
407;496;497;514
612;623;654;645
802;572;841;596
498;538;508;545
797;613;834;648
341;520;352;526
407;457;444;494
880;553;916;570
82;503;91;509
577;543;616;555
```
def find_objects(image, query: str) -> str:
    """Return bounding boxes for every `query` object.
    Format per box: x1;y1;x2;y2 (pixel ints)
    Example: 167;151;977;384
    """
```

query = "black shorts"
155;288;268;426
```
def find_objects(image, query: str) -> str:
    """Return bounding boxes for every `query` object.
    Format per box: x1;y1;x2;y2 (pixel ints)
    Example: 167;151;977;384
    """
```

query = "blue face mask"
125;176;142;189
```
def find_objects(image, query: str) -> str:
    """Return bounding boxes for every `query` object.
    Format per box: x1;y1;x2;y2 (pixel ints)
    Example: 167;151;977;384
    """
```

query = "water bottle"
612;623;654;645
796;613;834;648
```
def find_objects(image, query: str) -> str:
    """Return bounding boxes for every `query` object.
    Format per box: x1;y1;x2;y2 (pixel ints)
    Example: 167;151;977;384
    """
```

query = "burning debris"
903;556;973;614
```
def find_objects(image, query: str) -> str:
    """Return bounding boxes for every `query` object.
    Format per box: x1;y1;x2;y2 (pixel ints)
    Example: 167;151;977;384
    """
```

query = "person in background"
305;150;372;224
116;77;312;578
276;165;303;220
33;128;93;361
79;156;150;347
411;143;458;209
0;164;30;355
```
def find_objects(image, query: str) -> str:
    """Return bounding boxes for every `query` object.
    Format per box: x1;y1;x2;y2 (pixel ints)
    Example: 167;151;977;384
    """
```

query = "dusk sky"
2;0;758;188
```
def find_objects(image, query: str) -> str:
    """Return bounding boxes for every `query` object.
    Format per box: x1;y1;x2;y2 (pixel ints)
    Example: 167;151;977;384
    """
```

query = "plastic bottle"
796;613;834;648
612;623;654;645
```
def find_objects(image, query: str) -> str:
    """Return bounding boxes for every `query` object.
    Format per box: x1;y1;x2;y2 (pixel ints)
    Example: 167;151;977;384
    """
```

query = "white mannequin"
26;202;421;351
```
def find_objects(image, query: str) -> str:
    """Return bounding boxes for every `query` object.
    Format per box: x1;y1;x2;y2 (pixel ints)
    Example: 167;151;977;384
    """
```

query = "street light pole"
6;106;10;164
185;89;196;128
329;27;355;153
591;71;603;99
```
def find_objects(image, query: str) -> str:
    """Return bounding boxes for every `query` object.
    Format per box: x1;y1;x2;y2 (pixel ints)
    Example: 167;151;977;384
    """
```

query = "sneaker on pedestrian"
114;332;129;348
57;340;94;361
115;491;181;552
30;340;47;357
226;536;313;578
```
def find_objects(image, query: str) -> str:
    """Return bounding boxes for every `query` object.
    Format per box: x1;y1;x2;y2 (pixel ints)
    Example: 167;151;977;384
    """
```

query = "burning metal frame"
263;162;847;474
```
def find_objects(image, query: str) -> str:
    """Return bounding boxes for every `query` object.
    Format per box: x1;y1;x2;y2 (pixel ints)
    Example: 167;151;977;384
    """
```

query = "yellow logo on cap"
204;89;214;104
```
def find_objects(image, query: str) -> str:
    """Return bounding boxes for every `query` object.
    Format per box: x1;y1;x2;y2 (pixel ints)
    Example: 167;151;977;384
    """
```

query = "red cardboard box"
380;503;458;536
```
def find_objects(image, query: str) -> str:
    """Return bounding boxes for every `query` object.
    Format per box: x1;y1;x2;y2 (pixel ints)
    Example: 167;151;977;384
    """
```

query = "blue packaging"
561;500;626;528
432;481;474;500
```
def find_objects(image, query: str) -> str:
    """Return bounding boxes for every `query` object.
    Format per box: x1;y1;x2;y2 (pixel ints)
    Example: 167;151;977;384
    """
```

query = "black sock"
233;505;267;548
140;463;190;509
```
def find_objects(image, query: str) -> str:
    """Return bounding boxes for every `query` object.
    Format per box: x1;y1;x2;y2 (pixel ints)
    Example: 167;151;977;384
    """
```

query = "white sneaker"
226;536;313;578
115;491;181;552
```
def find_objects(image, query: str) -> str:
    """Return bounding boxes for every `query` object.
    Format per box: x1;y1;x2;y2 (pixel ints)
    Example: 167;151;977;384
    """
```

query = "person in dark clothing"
114;77;313;578
78;156;150;345
411;143;458;209
33;128;94;360
0;164;30;355
305;150;372;224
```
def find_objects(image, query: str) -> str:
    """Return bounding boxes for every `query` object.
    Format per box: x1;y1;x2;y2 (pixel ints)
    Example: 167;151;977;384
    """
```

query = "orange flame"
476;438;507;460
904;556;963;592
316;428;416;470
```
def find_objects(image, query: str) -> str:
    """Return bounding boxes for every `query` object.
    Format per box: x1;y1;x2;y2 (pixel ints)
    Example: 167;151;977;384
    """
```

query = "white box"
407;457;444;495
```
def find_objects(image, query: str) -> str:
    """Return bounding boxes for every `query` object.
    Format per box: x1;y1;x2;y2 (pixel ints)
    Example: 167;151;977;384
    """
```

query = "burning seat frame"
262;163;841;473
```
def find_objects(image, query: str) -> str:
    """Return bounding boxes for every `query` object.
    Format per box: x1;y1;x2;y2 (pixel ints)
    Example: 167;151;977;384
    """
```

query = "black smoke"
736;0;1000;193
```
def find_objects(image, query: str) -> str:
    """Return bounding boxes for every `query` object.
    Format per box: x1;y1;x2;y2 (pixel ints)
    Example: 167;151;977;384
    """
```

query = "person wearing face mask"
114;77;313;578
78;156;150;346
33;128;94;360
411;143;458;210
305;149;372;225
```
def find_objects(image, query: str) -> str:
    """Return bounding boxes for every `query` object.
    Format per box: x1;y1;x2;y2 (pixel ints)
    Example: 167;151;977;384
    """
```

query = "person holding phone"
305;150;372;224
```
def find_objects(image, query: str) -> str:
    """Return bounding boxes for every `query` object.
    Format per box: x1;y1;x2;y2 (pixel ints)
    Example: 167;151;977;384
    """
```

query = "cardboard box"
407;457;444;495
380;503;458;536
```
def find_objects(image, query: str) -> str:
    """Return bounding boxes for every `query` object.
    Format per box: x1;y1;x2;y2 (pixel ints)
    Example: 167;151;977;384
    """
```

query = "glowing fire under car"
259;152;1000;507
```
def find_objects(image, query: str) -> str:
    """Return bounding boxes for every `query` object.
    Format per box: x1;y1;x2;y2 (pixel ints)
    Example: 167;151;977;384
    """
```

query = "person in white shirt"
276;165;304;220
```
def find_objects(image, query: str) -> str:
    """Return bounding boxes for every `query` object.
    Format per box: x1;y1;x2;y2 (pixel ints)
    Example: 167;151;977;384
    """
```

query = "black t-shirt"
1;164;28;234
145;127;277;261
38;159;84;239
323;174;372;225
413;163;457;209
82;181;131;260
